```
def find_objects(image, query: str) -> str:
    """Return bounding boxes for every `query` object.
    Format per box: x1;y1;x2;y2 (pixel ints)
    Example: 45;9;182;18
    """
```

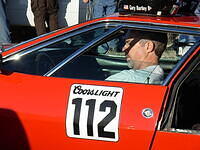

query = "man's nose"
122;46;126;52
122;44;128;52
123;45;131;55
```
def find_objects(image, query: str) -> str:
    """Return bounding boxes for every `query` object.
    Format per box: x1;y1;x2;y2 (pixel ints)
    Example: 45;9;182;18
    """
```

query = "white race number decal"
66;84;123;142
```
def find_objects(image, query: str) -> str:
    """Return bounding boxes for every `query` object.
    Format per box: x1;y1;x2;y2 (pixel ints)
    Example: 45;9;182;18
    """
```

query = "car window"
2;27;199;85
51;29;200;85
2;27;113;75
174;62;200;132
51;29;127;80
162;59;200;134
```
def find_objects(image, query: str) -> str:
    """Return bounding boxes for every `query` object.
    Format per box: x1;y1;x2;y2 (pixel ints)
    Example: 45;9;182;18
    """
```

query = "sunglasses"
123;38;140;55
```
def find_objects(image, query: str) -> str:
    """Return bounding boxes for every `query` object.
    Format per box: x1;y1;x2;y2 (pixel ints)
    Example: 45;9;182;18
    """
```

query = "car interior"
1;29;198;85
173;63;200;131
162;53;200;134
50;31;197;83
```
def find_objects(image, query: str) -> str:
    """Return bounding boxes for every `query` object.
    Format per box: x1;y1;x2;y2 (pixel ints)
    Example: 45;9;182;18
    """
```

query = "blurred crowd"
0;0;119;46
0;0;199;46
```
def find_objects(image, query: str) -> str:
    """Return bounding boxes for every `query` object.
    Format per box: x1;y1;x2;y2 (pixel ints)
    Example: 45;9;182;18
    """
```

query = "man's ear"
145;41;154;53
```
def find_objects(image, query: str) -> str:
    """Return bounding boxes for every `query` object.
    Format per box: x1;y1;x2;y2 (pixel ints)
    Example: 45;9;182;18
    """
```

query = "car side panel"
0;73;167;150
151;131;200;150
151;46;200;150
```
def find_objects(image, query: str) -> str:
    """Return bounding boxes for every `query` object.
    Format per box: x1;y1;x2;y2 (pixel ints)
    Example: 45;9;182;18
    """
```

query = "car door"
151;46;200;150
0;24;168;150
0;74;167;150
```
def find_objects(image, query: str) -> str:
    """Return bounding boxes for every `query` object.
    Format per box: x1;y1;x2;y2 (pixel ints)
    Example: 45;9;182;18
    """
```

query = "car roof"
2;14;200;57
99;13;200;28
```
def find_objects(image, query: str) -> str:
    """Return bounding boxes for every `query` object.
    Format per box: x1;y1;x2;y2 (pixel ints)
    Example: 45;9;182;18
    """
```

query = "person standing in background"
0;0;11;46
83;0;118;20
83;0;120;52
195;1;200;15
31;0;59;36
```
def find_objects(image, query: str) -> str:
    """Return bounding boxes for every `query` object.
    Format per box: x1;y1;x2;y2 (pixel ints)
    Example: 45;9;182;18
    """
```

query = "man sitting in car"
106;30;168;84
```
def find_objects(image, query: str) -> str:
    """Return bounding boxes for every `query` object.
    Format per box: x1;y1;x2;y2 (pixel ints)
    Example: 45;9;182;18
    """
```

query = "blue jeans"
92;0;117;19
0;0;11;44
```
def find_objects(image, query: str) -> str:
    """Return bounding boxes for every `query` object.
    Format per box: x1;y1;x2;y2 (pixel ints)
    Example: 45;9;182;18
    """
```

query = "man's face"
122;37;148;69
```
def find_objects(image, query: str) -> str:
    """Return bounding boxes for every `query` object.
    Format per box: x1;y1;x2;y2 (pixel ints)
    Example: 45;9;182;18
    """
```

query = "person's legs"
104;3;117;16
103;1;119;51
85;0;93;20
0;0;11;44
31;0;47;35
195;3;200;15
93;0;117;18
47;0;58;32
93;0;104;19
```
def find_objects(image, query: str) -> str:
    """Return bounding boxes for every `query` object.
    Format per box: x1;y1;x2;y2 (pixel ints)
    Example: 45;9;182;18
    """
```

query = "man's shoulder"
106;66;164;84
106;69;132;81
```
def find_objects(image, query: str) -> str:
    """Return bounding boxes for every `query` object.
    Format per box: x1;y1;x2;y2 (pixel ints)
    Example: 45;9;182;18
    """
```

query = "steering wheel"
35;52;56;75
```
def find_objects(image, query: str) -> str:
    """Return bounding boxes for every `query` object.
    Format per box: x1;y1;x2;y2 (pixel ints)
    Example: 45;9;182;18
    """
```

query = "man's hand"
83;0;89;3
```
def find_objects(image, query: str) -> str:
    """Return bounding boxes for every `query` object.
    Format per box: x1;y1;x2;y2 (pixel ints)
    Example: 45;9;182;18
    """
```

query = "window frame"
3;23;120;61
2;20;200;85
160;48;200;134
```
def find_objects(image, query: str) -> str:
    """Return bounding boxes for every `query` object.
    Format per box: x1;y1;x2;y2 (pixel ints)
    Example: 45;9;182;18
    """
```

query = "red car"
0;3;200;150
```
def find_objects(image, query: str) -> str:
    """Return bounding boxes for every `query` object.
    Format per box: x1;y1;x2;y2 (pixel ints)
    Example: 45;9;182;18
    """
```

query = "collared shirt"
106;65;164;84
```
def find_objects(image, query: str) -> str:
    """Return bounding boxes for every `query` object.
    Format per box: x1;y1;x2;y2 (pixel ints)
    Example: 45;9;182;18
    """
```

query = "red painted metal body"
0;14;199;149
3;15;200;56
0;73;167;149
